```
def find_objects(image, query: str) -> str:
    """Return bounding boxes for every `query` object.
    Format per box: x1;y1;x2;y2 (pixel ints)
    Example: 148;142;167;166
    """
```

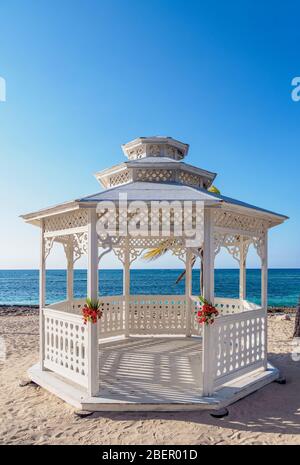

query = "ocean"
0;269;299;307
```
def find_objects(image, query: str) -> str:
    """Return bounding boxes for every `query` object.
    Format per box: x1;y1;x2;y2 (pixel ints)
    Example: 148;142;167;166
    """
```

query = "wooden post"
185;248;192;337
67;240;74;304
202;208;215;396
87;209;99;396
261;232;268;310
39;220;46;370
261;231;268;369
124;238;130;337
239;236;246;301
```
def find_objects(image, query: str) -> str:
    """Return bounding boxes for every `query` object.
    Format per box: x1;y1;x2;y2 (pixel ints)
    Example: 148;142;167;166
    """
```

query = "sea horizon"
1;268;299;307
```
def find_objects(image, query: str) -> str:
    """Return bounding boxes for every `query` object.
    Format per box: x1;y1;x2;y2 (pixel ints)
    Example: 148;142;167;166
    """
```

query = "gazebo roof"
78;181;220;202
20;136;288;226
77;181;287;219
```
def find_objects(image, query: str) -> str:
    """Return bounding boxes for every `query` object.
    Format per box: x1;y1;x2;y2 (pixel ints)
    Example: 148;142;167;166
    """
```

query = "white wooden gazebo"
22;136;287;411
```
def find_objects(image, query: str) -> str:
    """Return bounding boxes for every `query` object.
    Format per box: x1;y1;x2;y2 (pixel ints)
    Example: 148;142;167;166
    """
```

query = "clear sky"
0;0;299;269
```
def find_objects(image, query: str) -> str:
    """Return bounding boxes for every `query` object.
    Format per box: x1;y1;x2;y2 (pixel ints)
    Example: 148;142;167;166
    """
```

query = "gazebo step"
28;364;86;410
214;363;279;407
28;361;279;412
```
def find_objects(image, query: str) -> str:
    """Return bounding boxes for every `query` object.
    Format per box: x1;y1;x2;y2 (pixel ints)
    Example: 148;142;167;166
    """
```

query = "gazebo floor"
98;337;203;404
28;336;279;412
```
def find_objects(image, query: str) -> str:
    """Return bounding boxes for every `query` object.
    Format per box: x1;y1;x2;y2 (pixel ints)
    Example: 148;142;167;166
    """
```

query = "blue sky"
0;0;299;269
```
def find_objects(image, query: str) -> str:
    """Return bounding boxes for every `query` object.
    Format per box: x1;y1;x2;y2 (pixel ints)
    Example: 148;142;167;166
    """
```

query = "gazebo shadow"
95;350;300;436
98;337;203;403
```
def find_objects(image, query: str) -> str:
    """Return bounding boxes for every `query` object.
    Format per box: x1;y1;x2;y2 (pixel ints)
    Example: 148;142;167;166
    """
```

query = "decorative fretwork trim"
214;233;241;262
45;237;55;260
178;171;202;188
214;232;265;264
252;234;266;264
109;170;131;187
213;209;269;235
44;209;88;233
73;232;88;263
136;168;174;182
98;236;187;265
59;232;88;263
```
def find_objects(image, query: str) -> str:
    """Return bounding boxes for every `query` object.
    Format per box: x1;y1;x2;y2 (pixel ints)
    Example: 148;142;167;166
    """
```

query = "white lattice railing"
213;307;266;388
43;307;88;388
44;297;266;391
99;296;125;337
214;297;244;315
48;296;252;339
128;295;187;335
190;296;247;317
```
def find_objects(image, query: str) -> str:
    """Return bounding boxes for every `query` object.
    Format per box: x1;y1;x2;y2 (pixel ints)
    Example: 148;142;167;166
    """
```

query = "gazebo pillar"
39;219;46;370
239;236;246;300
123;238;130;337
202;209;215;396
185;248;193;337
261;231;268;369
87;209;99;396
66;241;74;303
261;231;268;309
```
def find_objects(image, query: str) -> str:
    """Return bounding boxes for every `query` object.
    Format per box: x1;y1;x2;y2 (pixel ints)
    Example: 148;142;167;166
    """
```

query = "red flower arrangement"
196;296;219;325
82;298;103;324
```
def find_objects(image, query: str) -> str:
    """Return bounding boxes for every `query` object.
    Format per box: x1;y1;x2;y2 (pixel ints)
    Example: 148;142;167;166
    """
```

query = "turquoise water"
0;269;299;307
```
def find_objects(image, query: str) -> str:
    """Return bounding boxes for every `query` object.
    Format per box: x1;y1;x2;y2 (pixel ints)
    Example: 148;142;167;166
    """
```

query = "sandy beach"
0;309;299;445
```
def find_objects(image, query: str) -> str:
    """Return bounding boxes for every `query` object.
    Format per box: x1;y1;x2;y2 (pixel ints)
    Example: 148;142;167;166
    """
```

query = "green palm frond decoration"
208;185;221;195
86;297;101;310
142;241;204;293
142;240;176;261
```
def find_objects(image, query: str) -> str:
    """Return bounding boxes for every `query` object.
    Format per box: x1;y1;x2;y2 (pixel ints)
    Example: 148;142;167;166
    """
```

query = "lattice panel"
214;298;243;315
148;144;161;156
165;145;184;160
136;169;174;182
109;170;131;187
129;296;187;334
214;309;266;387
99;297;125;337
106;237;187;264
178;171;202;188
213;209;269;235
44;210;88;233
43;308;88;387
127;144;146;160
129;236;184;249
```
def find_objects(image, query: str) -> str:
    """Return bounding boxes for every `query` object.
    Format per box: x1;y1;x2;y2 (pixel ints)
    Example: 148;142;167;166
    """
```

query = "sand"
0;311;299;445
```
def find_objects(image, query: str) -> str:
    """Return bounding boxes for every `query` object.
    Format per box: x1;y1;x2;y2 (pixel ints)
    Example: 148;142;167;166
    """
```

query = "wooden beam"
87;209;99;396
261;232;268;370
123;237;130;337
239;236;246;300
202;209;216;396
185;248;192;337
67;241;74;303
39;220;46;370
